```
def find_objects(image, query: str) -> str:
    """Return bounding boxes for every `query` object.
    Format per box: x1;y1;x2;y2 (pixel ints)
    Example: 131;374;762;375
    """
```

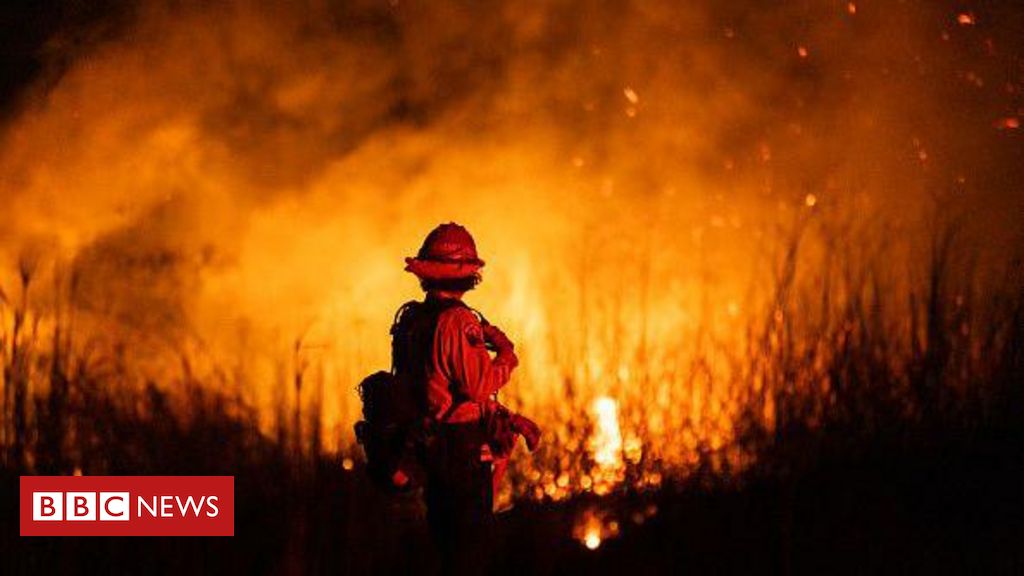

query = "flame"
573;507;621;550
588;397;625;496
0;0;1020;506
590;397;623;468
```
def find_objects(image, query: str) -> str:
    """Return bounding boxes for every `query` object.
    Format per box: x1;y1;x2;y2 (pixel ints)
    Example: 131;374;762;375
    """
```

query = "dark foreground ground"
2;419;1022;576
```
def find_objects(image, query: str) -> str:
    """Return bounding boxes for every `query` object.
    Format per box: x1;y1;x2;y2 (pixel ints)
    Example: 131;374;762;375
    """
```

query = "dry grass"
0;216;1021;574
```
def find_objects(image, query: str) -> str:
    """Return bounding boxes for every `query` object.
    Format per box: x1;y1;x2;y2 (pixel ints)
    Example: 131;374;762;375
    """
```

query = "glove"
482;323;514;351
509;413;542;452
482;323;518;369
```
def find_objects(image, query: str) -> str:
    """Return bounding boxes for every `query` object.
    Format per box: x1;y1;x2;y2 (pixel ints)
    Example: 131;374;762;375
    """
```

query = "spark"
623;87;639;104
957;13;975;26
797;46;809;58
847;2;857;15
805;193;818;207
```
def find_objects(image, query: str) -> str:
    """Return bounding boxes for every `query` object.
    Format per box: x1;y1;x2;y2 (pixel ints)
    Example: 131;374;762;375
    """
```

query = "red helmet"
405;222;485;281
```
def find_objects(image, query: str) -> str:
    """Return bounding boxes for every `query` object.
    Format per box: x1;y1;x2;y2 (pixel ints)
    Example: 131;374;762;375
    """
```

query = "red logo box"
20;476;234;536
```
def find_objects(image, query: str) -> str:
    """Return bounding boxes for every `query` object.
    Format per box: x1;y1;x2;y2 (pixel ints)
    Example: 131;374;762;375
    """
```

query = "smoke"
0;0;1021;444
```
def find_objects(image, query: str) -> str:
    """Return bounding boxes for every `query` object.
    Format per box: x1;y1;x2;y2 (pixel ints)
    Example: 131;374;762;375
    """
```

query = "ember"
574;506;621;550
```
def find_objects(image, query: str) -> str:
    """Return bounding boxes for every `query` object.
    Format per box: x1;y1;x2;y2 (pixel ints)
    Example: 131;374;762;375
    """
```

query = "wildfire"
0;0;1020;515
574;507;621;551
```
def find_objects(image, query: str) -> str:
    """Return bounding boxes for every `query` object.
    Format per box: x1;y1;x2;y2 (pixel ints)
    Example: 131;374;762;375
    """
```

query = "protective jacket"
392;297;515;424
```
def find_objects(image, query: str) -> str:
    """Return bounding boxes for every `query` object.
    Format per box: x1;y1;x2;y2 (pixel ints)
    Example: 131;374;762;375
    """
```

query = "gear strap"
390;298;486;424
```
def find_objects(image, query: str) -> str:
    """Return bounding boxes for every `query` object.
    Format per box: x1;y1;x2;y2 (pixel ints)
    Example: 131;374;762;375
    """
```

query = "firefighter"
394;222;532;575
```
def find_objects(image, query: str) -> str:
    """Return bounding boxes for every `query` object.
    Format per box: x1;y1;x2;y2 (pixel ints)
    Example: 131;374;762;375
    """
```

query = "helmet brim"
404;257;484;280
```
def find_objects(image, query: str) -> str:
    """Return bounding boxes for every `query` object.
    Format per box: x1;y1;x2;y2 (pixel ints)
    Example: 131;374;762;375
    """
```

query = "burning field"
1;0;1023;574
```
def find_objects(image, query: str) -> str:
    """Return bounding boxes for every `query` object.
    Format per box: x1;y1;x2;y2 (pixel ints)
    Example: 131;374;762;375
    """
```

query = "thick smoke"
0;0;1020;443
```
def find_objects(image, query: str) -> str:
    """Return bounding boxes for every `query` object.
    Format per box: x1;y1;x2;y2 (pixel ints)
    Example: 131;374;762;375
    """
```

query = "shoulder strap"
389;300;420;374
390;300;420;336
466;306;489;327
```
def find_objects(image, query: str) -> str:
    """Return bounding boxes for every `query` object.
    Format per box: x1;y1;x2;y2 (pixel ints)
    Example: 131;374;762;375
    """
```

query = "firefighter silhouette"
392;222;540;575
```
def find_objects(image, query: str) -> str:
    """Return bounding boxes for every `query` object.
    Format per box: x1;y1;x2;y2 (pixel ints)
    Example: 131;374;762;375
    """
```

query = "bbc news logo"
32;490;220;521
20;476;233;536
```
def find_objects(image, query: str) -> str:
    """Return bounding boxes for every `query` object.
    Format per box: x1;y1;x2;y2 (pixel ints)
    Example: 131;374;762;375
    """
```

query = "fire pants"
424;421;494;576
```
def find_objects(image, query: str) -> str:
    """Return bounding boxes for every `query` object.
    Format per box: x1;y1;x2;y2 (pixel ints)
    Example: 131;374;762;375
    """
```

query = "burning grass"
0;1;1021;572
1;211;1021;568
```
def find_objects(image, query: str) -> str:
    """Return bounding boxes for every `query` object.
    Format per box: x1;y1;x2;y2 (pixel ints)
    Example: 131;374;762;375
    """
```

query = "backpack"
354;299;467;492
353;370;420;491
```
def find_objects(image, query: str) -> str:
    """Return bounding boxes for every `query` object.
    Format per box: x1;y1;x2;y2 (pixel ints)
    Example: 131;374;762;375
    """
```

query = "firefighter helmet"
405;222;485;281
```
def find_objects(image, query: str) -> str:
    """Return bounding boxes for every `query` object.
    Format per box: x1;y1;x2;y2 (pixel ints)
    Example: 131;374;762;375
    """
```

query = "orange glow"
0;0;1020;505
574;507;622;550
996;117;1020;130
